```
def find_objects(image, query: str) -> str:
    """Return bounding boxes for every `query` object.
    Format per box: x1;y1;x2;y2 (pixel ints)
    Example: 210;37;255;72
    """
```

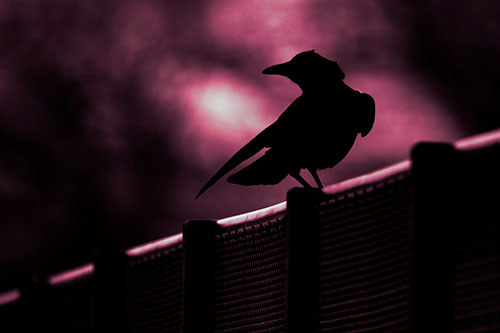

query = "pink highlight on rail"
324;159;411;196
216;160;411;226
0;289;20;306
454;128;500;150
217;201;287;226
48;263;94;285
126;233;183;256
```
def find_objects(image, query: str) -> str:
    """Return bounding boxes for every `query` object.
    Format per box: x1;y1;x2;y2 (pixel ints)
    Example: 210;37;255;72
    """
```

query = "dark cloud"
408;0;500;133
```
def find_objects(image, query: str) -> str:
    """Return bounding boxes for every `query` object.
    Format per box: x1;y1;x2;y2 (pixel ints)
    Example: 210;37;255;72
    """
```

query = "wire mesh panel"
0;291;21;333
317;169;412;332
453;229;500;332
47;273;94;332
123;241;183;332
213;212;287;332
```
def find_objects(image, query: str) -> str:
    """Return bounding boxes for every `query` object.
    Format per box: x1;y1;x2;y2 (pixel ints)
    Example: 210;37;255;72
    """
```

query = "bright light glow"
324;159;411;196
198;84;259;132
185;77;267;141
217;201;286;226
454;128;500;150
0;289;20;306
48;263;94;285
126;233;183;256
181;71;275;168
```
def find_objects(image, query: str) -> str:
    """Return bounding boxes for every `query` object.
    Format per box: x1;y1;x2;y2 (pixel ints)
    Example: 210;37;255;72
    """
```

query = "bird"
195;50;375;198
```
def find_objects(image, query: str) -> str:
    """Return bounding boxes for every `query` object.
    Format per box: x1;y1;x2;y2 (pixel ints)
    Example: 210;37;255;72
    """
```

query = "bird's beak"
262;62;291;76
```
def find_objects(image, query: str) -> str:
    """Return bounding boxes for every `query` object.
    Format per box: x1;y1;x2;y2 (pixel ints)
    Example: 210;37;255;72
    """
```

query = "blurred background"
1;0;499;289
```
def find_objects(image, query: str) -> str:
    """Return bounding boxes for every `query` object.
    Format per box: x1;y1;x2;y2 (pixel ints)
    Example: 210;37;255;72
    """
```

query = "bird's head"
262;50;345;90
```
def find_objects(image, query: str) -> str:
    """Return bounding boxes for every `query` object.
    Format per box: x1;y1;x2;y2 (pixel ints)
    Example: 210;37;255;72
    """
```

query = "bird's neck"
300;80;346;95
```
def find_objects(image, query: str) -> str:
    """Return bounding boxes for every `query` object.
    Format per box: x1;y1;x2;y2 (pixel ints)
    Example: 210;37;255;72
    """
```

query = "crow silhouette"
196;50;375;198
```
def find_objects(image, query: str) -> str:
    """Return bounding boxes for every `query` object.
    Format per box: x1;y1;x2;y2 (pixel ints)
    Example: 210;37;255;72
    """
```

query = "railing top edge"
0;289;20;306
217;201;287;226
48;263;94;286
454;128;500;150
323;159;411;196
125;233;183;257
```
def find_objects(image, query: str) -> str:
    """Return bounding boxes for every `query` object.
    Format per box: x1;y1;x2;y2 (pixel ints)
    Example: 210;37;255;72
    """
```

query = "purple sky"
1;0;499;288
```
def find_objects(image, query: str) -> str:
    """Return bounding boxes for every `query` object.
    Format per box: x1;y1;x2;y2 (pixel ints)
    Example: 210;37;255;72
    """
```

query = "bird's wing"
226;150;289;186
195;96;304;198
357;92;375;137
195;124;275;198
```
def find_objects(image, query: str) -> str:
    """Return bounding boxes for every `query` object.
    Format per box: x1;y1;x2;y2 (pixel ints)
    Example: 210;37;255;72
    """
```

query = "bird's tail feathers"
195;132;268;198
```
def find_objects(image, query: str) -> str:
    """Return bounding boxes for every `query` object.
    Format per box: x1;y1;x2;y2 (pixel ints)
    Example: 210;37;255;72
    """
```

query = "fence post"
182;219;218;333
19;276;49;332
285;187;323;332
411;142;456;332
93;250;127;333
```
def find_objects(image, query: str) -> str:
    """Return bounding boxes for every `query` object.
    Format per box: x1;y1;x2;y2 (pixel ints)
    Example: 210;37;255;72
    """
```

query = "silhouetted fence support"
182;220;218;333
20;277;49;332
411;143;456;332
285;188;322;332
93;250;127;333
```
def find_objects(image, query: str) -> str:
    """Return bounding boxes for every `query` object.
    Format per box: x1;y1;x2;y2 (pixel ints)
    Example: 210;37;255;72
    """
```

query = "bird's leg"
308;169;324;188
291;172;312;188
